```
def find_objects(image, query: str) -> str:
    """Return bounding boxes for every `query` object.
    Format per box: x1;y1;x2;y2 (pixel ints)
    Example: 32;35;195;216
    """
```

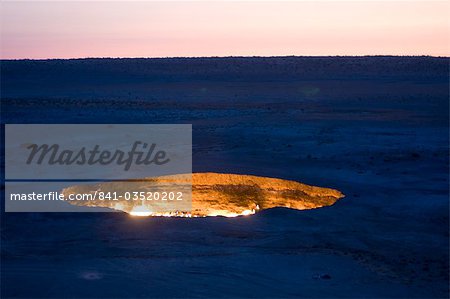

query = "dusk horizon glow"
1;1;448;59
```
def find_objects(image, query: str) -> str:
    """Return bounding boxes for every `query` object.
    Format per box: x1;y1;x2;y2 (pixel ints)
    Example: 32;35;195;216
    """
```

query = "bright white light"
241;209;254;216
129;205;152;217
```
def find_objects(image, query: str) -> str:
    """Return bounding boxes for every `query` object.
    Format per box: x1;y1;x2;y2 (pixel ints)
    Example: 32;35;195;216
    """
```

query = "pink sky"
1;1;448;59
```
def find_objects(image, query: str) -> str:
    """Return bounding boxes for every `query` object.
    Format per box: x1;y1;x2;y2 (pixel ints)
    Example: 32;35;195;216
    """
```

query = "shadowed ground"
1;57;448;298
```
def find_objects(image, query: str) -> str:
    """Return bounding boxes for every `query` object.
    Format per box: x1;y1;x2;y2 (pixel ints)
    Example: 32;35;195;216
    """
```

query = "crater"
62;173;344;217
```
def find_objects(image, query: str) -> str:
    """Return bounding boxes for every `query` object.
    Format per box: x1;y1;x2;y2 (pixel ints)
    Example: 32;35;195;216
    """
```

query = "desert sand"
1;57;448;298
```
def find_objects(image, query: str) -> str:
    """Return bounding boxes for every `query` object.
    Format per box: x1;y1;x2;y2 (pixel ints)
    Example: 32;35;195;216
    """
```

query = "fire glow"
128;204;257;218
62;173;344;217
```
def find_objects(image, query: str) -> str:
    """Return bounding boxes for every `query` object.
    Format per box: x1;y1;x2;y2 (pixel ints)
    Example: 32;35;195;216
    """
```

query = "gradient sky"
1;1;448;59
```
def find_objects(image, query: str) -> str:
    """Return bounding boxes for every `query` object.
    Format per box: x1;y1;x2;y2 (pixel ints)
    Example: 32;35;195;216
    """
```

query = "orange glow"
128;208;255;218
206;209;256;218
63;173;344;217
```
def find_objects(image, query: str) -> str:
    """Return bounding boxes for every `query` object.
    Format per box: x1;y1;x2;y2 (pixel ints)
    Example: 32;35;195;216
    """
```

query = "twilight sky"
1;1;448;59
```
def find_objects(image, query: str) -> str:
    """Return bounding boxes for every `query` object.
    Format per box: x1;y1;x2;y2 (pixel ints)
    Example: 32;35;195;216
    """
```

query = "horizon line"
2;54;449;61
